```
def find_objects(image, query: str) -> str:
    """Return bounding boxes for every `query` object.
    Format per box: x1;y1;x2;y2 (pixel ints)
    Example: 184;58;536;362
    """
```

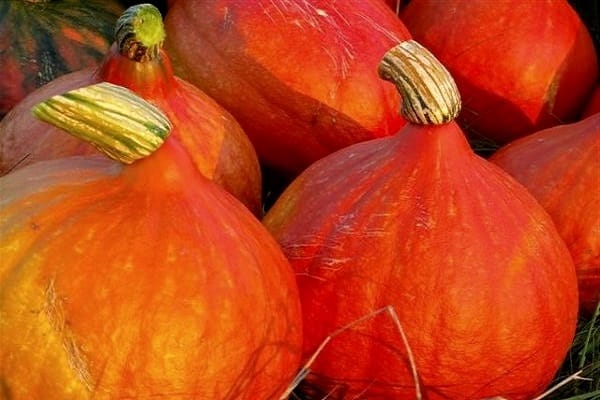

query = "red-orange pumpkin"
0;0;123;118
263;41;578;399
0;82;302;399
491;113;600;316
0;4;262;215
400;0;598;145
164;0;412;175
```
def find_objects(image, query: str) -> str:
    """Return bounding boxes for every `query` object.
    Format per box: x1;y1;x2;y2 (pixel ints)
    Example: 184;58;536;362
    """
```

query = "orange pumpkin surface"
400;0;598;145
263;41;578;399
164;0;412;174
491;113;600;315
0;83;302;399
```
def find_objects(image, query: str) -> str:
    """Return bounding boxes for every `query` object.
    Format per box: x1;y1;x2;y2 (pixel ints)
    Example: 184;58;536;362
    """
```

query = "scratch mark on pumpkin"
44;279;94;392
259;0;355;79
221;7;234;32
354;11;402;44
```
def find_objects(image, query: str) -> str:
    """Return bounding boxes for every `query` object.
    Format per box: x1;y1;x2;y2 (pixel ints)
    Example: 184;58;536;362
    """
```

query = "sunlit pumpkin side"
0;82;302;400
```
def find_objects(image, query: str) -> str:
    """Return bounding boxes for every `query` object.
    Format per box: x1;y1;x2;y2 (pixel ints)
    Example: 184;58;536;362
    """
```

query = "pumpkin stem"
32;82;172;164
378;40;461;125
115;3;165;62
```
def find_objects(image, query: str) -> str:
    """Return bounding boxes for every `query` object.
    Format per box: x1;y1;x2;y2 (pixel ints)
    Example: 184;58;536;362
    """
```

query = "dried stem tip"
32;82;172;164
115;3;165;62
378;40;461;125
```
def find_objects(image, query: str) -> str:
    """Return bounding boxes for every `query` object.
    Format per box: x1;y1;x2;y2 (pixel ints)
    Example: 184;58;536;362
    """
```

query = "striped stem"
378;40;461;125
32;82;172;164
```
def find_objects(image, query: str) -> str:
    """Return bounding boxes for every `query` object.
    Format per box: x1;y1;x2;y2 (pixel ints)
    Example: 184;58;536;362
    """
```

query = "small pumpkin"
263;40;578;399
400;0;598;145
0;82;302;399
490;113;600;316
164;0;412;175
0;4;262;215
0;0;123;118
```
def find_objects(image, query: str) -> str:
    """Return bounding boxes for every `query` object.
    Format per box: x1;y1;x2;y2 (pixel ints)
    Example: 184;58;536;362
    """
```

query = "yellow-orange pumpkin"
0;83;302;399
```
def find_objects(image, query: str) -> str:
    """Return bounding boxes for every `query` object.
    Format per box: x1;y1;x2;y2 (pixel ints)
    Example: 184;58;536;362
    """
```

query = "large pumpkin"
0;0;123;118
164;0;412;175
491;113;600;316
0;83;302;399
0;4;262;215
400;0;598;145
263;41;578;399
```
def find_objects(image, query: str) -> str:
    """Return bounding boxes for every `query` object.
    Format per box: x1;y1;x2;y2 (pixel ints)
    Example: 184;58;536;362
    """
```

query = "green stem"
114;3;165;62
32;82;172;164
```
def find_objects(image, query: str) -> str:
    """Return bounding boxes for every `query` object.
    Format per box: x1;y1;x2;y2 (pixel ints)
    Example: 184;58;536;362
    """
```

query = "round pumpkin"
400;0;598;145
163;0;412;175
491;113;600;316
0;4;262;215
0;0;123;118
0;82;302;399
263;40;578;399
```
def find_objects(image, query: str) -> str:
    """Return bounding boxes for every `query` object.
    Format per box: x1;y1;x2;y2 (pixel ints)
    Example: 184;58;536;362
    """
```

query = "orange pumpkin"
491;113;600;315
263;41;578;399
164;0;412;175
0;4;262;215
400;0;598;145
0;83;302;399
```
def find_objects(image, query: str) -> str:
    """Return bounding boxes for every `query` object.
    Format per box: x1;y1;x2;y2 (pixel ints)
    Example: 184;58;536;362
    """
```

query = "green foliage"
544;303;600;400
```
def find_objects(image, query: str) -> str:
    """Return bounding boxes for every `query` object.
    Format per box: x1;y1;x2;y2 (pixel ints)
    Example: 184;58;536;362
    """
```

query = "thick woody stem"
378;40;461;125
32;82;172;164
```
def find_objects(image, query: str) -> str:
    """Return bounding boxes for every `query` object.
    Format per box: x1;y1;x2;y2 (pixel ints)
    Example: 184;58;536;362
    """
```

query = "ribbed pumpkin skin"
0;45;263;215
491;113;600;316
164;0;411;174
400;0;598;145
0;139;302;399
0;0;123;118
263;122;578;399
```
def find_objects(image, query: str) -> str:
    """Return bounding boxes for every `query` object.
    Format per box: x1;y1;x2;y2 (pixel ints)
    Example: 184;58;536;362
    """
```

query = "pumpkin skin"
0;0;123;118
490;113;600;316
0;85;303;399
163;0;412;175
0;4;262;215
400;0;598;145
263;41;578;399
